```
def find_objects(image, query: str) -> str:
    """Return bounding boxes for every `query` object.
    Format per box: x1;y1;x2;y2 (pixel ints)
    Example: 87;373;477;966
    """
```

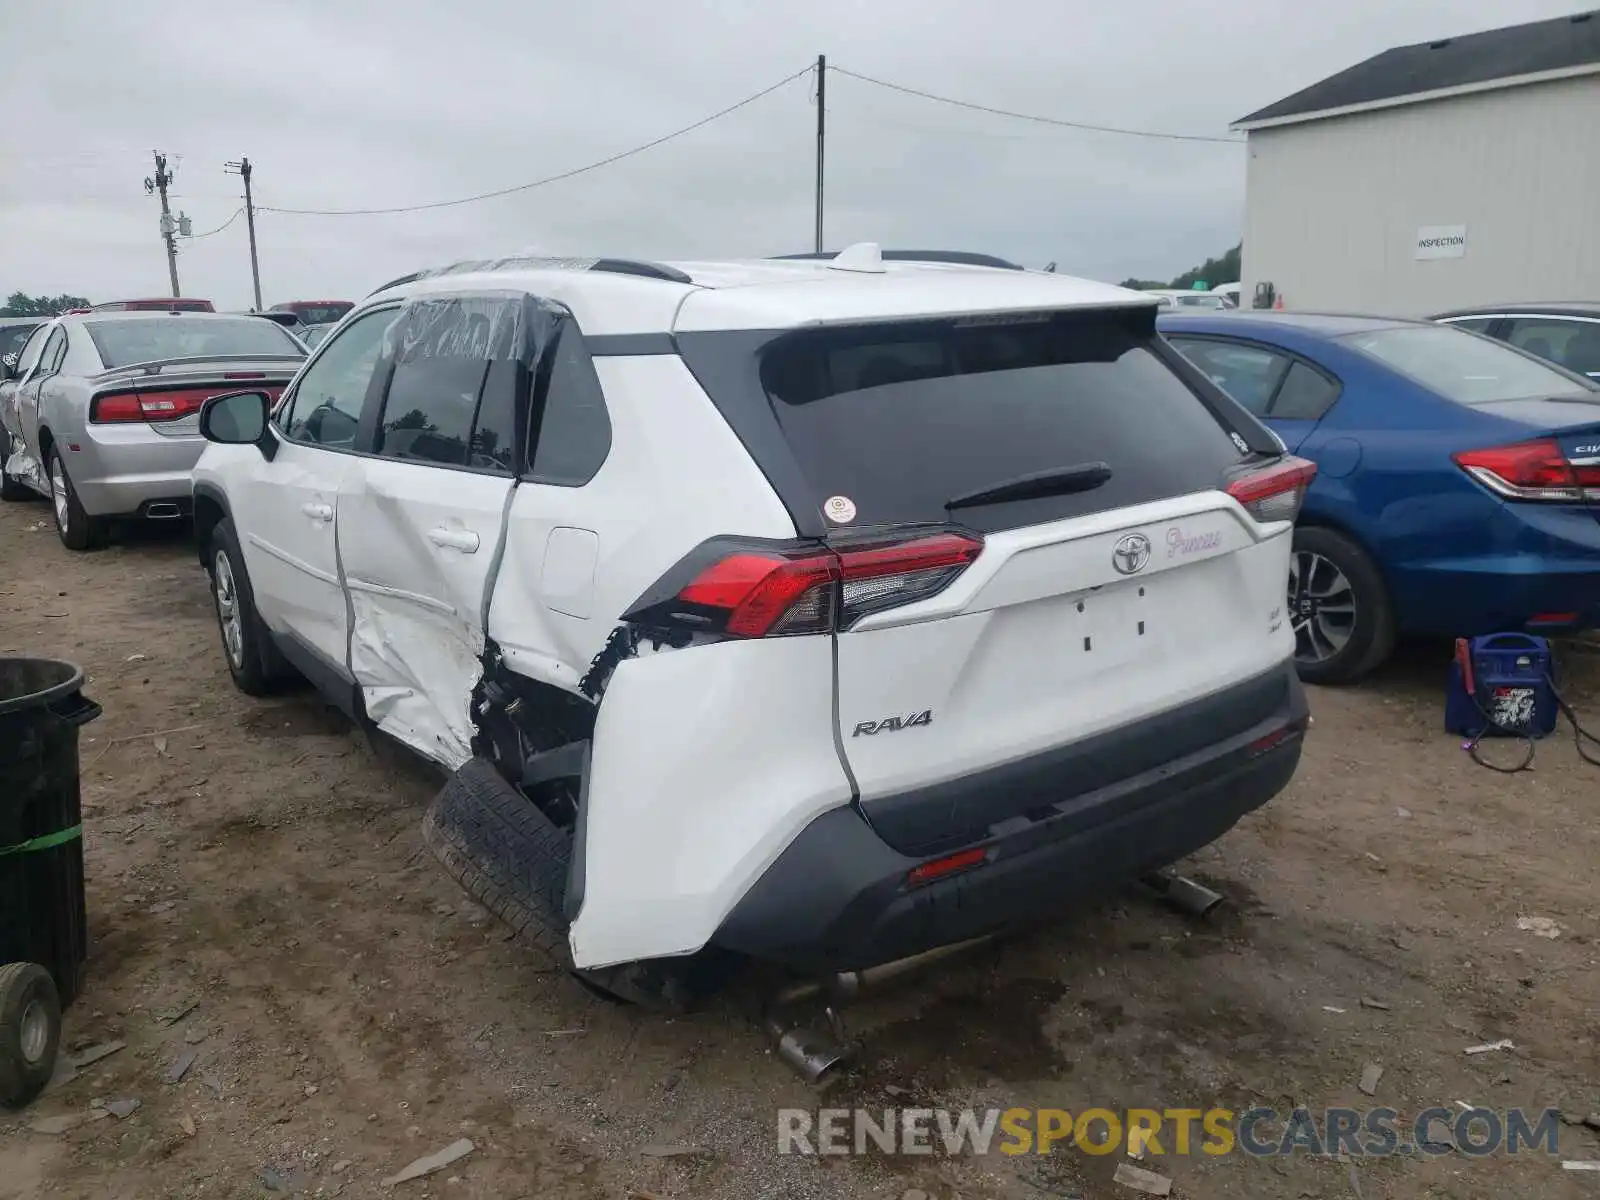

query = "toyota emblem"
1112;533;1152;575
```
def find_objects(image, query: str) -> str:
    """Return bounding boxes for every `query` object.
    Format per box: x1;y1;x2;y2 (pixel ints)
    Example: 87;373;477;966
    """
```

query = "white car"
190;245;1313;1002
1143;289;1231;311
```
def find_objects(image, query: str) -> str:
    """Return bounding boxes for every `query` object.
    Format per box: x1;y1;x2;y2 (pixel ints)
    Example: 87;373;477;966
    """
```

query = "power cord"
1464;671;1600;773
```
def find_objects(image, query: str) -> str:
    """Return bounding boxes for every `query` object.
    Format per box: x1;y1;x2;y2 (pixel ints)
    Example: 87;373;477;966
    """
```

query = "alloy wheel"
1288;550;1356;664
50;456;68;532
213;551;245;669
19;998;51;1066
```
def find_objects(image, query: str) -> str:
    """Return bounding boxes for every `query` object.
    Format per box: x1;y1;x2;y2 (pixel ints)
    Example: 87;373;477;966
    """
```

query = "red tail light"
1453;438;1600;502
648;531;984;638
91;385;283;424
1226;455;1317;522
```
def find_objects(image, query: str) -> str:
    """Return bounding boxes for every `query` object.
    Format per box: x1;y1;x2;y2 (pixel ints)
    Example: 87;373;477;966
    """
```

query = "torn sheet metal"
349;587;484;769
3;441;43;492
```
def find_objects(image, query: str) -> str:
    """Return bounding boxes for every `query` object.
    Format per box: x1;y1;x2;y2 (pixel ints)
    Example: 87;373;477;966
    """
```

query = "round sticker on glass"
823;495;857;524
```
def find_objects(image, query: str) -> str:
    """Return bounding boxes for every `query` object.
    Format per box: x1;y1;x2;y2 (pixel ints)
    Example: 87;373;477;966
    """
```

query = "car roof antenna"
828;242;887;274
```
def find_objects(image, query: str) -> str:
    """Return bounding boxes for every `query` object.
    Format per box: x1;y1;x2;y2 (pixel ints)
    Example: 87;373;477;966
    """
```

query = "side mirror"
199;390;276;459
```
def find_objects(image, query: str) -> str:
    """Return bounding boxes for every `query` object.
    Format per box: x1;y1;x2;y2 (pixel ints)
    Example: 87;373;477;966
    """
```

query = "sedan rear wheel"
47;448;107;551
1287;526;1395;685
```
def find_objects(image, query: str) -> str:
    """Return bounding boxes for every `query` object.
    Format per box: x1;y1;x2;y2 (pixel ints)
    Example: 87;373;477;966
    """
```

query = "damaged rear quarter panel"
567;633;854;970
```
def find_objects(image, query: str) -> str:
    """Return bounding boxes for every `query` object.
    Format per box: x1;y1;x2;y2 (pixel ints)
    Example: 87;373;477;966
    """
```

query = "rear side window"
1342;325;1596;404
1270;361;1340;420
754;310;1244;531
1167;338;1285;415
527;323;611;486
38;328;67;375
374;296;522;472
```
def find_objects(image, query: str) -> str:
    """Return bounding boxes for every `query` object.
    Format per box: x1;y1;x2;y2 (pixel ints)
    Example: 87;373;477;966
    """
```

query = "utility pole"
226;158;263;310
147;151;181;297
813;54;826;254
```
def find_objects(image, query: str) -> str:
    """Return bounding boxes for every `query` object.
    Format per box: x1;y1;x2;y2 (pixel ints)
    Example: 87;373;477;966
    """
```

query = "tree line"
1119;243;1240;292
2;292;93;318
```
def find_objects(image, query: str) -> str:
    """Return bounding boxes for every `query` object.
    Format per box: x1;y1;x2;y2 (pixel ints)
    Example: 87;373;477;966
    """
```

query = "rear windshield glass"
289;303;352;326
85;318;305;368
757;310;1242;530
1341;325;1595;404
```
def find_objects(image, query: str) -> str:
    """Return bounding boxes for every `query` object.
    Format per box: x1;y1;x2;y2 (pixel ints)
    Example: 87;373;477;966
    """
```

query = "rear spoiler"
93;353;306;381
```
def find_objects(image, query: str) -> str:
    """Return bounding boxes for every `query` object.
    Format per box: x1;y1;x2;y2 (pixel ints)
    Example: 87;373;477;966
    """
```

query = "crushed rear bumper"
713;660;1307;972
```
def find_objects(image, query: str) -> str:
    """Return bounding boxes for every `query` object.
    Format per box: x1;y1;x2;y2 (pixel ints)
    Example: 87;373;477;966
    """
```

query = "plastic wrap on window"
381;291;569;369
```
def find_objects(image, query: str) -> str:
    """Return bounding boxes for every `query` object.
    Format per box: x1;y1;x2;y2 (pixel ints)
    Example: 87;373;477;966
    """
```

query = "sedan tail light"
1453;438;1600;502
628;530;984;638
91;385;283;424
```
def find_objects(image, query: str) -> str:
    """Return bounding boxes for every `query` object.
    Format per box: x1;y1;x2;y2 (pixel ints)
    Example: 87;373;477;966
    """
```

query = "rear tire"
422;758;691;1010
422;757;573;963
0;962;61;1110
0;431;33;502
1289;526;1395;685
47;448;107;551
207;517;294;695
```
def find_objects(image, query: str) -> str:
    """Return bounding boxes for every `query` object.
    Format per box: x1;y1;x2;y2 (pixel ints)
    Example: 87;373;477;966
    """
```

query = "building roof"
1234;9;1600;130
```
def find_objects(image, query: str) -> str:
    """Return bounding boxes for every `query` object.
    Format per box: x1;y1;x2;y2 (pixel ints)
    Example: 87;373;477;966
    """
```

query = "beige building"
1234;10;1600;317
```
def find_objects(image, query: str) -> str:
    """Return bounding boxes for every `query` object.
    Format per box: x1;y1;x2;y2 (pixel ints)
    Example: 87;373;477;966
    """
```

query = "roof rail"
368;257;693;297
773;249;1025;271
588;258;693;284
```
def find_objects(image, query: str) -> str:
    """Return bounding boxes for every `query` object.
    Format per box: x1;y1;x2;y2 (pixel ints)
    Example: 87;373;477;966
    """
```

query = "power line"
187;208;244;239
830;66;1244;145
258;66;812;217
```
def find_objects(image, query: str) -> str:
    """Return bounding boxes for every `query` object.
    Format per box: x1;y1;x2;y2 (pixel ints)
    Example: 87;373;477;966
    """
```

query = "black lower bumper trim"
714;663;1307;972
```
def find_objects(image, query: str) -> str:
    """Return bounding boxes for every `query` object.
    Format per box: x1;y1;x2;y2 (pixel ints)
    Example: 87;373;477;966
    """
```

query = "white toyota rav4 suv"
191;246;1312;1003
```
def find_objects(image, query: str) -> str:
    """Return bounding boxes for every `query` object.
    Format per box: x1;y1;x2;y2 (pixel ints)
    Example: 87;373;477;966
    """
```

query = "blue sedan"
1159;312;1600;683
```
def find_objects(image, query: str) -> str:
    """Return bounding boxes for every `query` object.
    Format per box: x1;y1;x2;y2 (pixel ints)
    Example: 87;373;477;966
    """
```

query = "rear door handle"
427;527;481;553
301;502;333;522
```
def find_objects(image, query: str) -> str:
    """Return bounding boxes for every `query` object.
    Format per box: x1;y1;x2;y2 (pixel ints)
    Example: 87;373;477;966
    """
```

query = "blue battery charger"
1444;633;1558;739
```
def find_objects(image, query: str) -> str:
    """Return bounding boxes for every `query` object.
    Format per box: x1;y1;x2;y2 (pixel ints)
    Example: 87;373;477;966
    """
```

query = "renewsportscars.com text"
778;1106;1563;1158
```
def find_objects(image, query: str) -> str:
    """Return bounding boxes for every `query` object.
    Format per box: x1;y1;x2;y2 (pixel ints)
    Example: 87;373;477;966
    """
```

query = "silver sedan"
0;312;305;549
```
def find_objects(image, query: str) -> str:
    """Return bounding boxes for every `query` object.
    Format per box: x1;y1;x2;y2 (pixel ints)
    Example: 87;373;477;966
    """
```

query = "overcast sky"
0;0;1580;308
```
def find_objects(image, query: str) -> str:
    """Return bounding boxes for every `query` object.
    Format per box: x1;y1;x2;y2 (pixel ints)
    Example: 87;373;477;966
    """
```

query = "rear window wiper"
945;461;1113;511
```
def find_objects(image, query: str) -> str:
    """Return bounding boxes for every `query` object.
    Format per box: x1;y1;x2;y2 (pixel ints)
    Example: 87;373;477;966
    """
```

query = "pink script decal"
1167;526;1222;558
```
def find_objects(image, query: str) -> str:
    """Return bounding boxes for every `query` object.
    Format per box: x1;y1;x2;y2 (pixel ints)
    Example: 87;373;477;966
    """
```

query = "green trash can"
0;657;100;1108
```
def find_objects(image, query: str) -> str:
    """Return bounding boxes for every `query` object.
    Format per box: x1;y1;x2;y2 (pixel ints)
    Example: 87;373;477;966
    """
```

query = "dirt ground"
1;500;1598;1200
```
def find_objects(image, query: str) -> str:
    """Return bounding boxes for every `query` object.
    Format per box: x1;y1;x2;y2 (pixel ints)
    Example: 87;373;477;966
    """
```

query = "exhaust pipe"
771;934;996;1010
765;935;996;1083
144;502;182;520
765;1014;850;1087
1140;870;1226;918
